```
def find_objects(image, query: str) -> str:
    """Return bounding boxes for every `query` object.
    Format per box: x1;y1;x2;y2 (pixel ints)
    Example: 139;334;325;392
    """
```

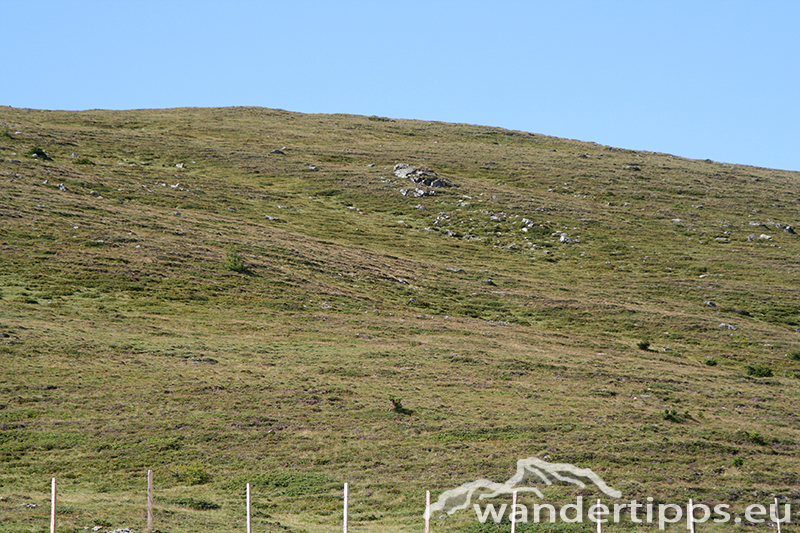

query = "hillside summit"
1;106;799;532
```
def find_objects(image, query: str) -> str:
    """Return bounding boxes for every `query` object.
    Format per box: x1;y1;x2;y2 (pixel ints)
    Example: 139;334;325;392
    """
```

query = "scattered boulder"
719;323;738;330
758;234;773;241
552;230;578;243
747;233;757;241
400;188;435;198
57;183;69;192
270;149;285;155
784;225;796;234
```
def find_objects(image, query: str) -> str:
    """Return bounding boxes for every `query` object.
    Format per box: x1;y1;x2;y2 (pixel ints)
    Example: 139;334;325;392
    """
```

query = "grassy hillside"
1;106;799;532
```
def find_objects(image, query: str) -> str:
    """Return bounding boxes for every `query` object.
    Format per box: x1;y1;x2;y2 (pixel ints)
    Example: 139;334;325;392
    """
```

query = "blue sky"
4;1;800;171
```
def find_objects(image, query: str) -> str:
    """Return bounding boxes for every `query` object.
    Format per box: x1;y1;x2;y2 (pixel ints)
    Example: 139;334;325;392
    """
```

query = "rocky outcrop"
393;163;451;187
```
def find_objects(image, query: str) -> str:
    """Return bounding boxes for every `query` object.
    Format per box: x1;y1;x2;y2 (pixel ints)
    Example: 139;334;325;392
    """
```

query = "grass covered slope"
1;106;799;532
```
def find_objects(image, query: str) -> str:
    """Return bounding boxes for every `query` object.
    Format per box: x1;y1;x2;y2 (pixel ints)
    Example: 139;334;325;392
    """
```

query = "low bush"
746;364;773;378
662;407;692;423
224;247;250;274
26;146;52;160
172;463;212;485
167;496;220;510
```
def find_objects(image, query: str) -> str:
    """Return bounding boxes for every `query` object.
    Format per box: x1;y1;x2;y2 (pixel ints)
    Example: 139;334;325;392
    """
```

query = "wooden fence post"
424;490;430;533
147;470;154;532
343;482;349;533
510;490;517;533
596;498;602;533
246;483;252;533
776;497;782;533
50;477;57;533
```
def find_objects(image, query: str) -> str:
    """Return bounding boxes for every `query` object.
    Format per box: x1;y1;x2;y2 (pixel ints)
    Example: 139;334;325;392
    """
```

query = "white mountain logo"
428;457;622;516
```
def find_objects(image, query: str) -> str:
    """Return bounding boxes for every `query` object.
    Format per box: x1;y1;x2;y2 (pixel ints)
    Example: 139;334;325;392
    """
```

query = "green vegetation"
0;106;799;532
166;496;221;510
661;407;692;423
746;364;774;378
390;397;413;415
172;463;213;485
25;145;52;160
223;246;249;274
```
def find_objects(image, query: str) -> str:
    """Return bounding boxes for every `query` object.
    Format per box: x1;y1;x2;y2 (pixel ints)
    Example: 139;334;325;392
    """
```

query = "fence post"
687;499;696;533
510;490;517;533
424;490;430;533
775;497;782;533
343;482;349;533
246;483;252;533
597;498;602;533
147;470;154;532
50;477;57;533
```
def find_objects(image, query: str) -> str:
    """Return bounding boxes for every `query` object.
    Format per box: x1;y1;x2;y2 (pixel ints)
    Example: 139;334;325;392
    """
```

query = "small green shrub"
637;340;651;351
73;157;95;165
26;146;52;160
0;127;13;140
734;430;768;446
732;457;744;468
390;397;413;415
704;358;718;366
224;247;249;274
233;471;338;496
172;463;212;485
167;496;220;510
746;364;773;378
662;407;692;423
789;350;800;361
